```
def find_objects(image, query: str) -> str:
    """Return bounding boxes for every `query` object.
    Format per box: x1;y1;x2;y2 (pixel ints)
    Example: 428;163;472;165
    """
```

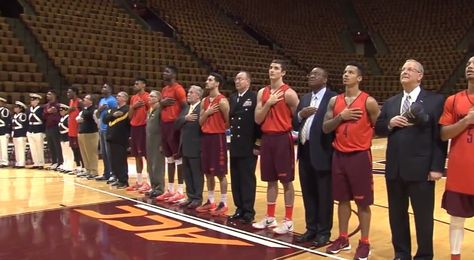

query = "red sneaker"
167;192;186;203
138;182;152;194
125;182;142;191
326;236;351;254
354;240;370;260
195;200;216;213
210;202;228;217
156;190;174;201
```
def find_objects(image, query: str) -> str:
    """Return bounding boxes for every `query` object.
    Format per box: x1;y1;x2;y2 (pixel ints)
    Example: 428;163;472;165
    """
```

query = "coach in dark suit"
175;85;204;209
375;59;447;260
228;71;260;224
293;67;335;246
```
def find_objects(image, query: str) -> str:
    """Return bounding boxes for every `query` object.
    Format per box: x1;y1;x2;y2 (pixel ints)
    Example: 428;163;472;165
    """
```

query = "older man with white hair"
104;91;131;189
175;85;204;209
375;59;447;260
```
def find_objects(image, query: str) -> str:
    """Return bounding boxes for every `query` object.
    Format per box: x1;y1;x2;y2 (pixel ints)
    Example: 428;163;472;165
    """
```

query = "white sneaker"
273;220;294;234
252;216;277;229
48;163;58;170
76;172;88;177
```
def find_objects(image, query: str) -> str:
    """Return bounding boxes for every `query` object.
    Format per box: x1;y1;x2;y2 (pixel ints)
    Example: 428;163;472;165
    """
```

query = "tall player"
440;56;474;260
156;66;187;203
253;60;299;234
196;73;230;216
323;62;380;259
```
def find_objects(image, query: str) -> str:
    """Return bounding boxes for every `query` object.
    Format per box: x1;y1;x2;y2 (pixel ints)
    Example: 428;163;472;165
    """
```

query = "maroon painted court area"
0;200;308;260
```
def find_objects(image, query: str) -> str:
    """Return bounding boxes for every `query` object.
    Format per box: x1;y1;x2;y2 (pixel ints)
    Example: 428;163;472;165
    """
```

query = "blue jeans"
99;130;112;178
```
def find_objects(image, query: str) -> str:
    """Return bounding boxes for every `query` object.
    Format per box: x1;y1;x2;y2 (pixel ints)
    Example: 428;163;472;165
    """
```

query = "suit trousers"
0;134;8;166
147;138;165;193
13;137;26;167
298;143;333;236
386;178;435;260
99;131;112;178
108;142;128;184
45;127;63;165
27;132;45;166
230;155;257;218
78;132;99;175
183;156;204;203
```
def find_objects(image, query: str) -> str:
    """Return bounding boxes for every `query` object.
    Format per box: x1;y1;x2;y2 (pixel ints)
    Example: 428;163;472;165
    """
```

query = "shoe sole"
126;185;142;191
252;223;278;229
156;196;173;201
196;208;216;213
327;245;351;254
354;250;371;260
171;198;187;204
210;209;228;217
168;197;186;204
273;227;294;235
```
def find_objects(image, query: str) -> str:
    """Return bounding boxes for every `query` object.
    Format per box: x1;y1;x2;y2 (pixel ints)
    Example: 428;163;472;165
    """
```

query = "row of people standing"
0;91;80;171
294;57;473;260
1;57;472;260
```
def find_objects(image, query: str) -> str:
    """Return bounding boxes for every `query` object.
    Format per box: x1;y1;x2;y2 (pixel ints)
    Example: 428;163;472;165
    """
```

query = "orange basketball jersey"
201;94;227;134
261;84;293;133
130;91;150;126
161;83;186;122
439;90;474;195
333;91;373;152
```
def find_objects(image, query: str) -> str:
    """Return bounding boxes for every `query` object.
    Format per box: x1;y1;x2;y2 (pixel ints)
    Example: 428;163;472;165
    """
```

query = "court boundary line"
67;179;348;260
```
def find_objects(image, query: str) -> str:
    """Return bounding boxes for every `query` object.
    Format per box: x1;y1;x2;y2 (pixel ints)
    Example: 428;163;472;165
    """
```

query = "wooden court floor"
0;138;473;259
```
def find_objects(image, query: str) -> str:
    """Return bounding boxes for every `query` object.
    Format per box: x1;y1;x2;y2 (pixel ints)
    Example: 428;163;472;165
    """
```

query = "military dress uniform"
27;99;45;169
0;97;12;167
58;104;74;172
229;90;260;222
12;101;28;168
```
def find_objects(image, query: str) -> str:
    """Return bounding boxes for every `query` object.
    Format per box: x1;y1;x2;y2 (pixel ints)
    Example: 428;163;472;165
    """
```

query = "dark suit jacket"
229;90;261;157
375;88;447;181
175;102;201;158
293;88;336;172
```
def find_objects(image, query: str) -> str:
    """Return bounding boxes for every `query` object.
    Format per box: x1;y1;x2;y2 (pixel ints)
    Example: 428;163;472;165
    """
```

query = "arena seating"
352;0;474;98
215;0;371;94
147;0;309;93
0;17;48;103
2;0;473;101
22;0;208;94
216;0;474;100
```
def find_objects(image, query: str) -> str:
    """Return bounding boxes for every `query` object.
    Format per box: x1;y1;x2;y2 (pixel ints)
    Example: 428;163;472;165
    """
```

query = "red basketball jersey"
161;83;186;122
333;91;373;152
439;90;474;195
68;98;80;137
261;84;293;133
201;94;227;134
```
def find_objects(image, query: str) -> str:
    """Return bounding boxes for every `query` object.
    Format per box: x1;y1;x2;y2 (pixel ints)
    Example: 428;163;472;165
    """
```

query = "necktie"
187;104;195;115
300;95;317;144
237;94;242;103
401;95;411;115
